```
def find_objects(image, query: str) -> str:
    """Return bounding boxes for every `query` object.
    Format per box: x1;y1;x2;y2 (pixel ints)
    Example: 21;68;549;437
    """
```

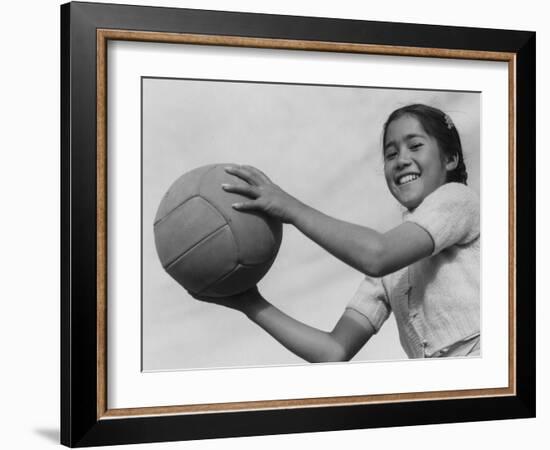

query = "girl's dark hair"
382;104;468;185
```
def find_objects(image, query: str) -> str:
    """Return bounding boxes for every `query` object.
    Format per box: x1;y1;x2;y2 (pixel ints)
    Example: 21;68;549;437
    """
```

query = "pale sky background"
142;78;480;371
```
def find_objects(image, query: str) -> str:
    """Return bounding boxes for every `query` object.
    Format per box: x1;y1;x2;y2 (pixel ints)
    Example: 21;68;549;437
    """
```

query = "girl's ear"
445;153;459;171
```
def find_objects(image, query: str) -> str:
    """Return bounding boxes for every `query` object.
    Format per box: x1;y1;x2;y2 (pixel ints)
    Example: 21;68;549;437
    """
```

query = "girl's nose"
396;149;412;168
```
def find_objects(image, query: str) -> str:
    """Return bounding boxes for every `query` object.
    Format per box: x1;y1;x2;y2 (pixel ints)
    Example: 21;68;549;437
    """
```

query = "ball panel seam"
164;223;230;271
196;164;221;204
154;195;228;267
153;194;204;227
196;263;243;296
198;195;242;264
196;252;280;296
196;164;282;266
154;164;217;226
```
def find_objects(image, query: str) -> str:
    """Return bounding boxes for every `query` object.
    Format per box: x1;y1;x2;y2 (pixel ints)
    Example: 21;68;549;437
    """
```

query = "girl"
193;104;480;361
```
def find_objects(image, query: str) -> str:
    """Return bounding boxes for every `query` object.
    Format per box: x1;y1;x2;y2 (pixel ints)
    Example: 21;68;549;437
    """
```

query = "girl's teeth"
399;174;419;185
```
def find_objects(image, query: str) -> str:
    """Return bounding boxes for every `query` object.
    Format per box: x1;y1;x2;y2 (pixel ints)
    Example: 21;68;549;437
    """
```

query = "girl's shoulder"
432;182;478;200
422;182;479;212
406;182;480;255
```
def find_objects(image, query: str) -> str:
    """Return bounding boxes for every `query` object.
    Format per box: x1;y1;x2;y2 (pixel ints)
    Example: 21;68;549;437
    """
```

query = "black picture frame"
61;1;535;447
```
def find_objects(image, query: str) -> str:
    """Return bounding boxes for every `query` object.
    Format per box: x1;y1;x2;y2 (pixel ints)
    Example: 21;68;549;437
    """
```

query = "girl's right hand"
222;165;303;224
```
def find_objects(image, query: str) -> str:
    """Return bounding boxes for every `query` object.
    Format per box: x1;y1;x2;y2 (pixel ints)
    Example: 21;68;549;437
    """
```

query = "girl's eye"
410;143;423;150
385;151;397;160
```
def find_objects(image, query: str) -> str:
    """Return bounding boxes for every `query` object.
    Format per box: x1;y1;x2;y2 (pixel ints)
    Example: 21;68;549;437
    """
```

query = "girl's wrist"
285;197;308;225
240;292;270;319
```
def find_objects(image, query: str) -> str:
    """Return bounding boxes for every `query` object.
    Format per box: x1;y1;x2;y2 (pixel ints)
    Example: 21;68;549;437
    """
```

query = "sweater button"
422;340;428;347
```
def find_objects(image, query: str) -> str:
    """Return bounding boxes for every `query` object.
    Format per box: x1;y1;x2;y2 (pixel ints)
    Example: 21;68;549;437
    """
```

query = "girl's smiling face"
383;115;456;210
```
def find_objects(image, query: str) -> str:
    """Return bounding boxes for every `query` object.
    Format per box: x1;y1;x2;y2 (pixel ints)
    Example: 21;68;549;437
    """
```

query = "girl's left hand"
222;165;302;224
188;286;263;316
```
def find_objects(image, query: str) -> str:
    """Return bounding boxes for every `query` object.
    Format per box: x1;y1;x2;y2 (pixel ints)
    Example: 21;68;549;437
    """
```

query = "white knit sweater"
347;182;480;358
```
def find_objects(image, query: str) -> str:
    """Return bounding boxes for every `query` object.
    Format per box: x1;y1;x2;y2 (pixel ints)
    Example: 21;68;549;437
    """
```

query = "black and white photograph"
0;0;545;446
54;1;538;447
142;78;481;371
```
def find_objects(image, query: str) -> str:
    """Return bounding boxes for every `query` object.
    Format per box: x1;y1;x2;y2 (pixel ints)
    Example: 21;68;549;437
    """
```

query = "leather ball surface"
154;164;283;297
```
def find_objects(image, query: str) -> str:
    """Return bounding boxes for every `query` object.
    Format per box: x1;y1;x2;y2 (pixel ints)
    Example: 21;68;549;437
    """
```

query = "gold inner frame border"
96;28;517;420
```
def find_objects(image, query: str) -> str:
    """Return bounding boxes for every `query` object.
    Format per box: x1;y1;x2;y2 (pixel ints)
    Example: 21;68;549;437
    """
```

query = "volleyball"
154;164;283;297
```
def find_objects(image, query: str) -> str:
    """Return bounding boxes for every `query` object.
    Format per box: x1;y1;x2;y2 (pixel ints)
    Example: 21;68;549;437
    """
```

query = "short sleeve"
404;183;480;255
346;276;391;333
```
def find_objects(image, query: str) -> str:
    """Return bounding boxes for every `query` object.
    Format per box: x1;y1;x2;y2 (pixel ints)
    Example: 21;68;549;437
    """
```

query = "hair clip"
444;114;454;130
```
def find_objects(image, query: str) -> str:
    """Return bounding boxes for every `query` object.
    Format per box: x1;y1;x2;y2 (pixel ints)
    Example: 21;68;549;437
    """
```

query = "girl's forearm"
287;201;385;277
241;294;349;363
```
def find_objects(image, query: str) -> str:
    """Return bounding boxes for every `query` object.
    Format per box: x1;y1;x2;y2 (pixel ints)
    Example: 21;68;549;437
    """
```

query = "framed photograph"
61;1;535;447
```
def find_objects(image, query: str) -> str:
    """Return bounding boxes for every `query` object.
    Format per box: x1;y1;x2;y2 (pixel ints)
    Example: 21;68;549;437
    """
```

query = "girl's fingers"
241;165;272;184
231;200;261;211
224;165;254;184
221;183;259;198
225;165;268;186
